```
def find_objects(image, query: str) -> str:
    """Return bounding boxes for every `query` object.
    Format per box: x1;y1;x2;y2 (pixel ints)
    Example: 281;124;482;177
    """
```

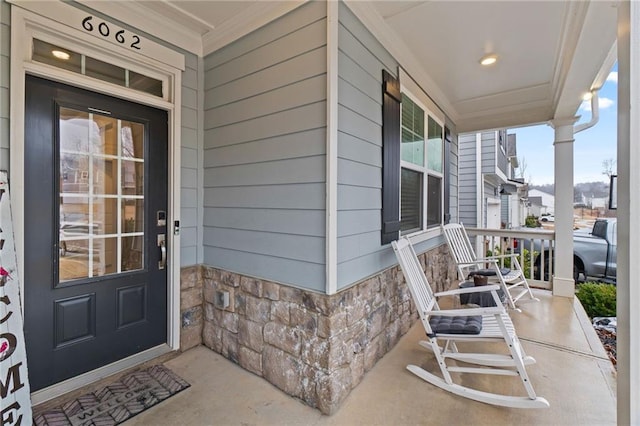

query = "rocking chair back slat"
392;238;437;329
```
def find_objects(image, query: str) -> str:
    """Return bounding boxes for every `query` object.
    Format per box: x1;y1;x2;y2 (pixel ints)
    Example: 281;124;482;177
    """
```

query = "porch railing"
465;227;555;290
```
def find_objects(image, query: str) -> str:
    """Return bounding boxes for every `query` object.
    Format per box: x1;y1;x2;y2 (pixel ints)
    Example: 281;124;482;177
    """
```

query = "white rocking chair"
442;223;538;310
391;236;549;409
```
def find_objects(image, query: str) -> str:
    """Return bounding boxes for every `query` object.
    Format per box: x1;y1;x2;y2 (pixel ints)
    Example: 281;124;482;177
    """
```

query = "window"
32;39;164;97
400;93;444;233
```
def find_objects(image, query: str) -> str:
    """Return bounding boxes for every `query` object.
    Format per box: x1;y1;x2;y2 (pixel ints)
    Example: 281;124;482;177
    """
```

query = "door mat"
33;365;190;426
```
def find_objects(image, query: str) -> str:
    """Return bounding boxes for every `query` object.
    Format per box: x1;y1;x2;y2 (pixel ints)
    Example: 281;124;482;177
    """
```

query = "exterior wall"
501;193;510;226
200;244;458;414
0;1;9;172
180;53;203;267
458;133;478;227
448;129;460;223
336;3;449;289
480;131;497;175
202;1;328;292
528;189;555;214
336;3;395;289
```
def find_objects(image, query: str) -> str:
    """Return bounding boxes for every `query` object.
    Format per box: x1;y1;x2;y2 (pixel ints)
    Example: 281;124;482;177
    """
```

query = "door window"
59;107;145;282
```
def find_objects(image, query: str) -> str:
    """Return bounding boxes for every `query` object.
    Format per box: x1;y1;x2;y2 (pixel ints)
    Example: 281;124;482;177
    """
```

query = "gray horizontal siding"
204;207;325;237
448;127;459;223
204;184;325;209
204;1;325;70
481;131;497;175
336;3;394;290
458;132;478;227
203;1;327;292
180;52;201;266
204;128;326;168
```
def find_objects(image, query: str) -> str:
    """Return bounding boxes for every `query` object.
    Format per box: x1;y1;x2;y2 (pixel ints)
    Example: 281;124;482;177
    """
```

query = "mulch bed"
596;329;617;368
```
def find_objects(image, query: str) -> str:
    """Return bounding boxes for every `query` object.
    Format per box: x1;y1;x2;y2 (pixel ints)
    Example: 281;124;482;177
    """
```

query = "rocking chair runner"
442;223;538;310
391;236;549;408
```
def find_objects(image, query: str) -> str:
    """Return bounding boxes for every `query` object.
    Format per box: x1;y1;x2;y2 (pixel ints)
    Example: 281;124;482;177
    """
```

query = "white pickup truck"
534;218;617;283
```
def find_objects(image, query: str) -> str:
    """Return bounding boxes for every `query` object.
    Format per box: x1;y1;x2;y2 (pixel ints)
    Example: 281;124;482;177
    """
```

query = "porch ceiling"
83;0;618;133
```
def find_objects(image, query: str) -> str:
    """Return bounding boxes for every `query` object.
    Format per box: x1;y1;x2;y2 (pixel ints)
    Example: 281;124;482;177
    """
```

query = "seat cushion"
467;268;511;278
429;315;483;334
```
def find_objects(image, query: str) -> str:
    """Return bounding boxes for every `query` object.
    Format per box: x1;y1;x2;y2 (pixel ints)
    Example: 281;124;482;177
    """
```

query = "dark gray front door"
24;75;168;391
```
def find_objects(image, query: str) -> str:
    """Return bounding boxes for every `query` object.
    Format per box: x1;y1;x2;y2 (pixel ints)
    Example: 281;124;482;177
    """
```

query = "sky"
511;64;618;185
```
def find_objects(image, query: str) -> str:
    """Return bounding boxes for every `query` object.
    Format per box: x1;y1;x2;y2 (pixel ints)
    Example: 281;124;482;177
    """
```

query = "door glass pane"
93;198;117;234
59;107;145;283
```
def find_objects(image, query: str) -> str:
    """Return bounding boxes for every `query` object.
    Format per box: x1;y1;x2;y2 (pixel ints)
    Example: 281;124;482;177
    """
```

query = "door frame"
9;3;184;404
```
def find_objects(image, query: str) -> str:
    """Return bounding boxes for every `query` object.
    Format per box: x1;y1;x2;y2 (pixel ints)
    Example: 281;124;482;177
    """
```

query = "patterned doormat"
34;365;190;426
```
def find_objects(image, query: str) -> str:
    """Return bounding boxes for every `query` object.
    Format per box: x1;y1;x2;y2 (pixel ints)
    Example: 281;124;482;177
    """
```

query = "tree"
602;158;616;179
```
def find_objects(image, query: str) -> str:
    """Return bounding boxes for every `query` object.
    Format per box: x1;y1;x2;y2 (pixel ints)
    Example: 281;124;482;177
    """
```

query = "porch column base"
552;276;575;298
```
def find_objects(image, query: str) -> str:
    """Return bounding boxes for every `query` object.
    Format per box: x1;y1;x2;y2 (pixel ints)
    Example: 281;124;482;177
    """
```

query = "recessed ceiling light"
480;54;498;66
52;50;70;60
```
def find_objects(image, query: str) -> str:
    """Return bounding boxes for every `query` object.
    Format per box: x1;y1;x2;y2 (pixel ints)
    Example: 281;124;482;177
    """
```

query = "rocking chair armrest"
478;253;519;261
434;284;501;297
424;306;505;317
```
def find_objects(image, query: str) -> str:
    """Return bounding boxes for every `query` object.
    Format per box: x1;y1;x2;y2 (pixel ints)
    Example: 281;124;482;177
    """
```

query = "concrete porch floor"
125;290;616;425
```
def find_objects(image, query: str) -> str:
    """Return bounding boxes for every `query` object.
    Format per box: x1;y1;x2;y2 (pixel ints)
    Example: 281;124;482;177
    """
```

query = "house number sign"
81;16;141;51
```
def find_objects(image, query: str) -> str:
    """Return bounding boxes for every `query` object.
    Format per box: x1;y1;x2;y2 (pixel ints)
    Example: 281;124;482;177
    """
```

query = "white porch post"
617;1;639;424
550;118;578;297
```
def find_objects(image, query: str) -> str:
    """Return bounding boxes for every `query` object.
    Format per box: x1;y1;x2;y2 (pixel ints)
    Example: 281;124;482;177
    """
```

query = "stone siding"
198;244;457;414
180;265;203;351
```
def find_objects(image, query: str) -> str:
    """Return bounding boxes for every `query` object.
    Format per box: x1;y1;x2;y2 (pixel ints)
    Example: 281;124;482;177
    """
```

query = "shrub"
576;282;617;318
525;215;539;228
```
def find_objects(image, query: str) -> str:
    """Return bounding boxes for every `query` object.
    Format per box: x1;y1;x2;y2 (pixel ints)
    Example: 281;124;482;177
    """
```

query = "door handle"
158;234;166;270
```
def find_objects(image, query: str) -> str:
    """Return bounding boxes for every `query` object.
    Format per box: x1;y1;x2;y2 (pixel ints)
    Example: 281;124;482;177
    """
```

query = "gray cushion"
429;315;483;334
467;268;511;278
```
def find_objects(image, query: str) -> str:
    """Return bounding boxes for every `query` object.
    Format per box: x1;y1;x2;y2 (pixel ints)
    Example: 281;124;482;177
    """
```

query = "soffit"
80;0;617;133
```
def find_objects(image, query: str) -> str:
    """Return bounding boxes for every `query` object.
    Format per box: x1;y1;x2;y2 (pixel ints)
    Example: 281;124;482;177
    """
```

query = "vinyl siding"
481;131;498;175
336;3;452;289
458;133;477;227
202;1;327;292
336;3;395;290
448;126;460;223
180;52;202;267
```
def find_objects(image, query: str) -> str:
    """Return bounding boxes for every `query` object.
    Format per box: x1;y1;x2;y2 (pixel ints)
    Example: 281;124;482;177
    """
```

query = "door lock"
157;234;166;270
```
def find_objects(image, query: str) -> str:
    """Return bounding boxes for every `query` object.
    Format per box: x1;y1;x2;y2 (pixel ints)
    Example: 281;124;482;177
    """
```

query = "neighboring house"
458;130;523;229
3;0;637;421
528;188;555;216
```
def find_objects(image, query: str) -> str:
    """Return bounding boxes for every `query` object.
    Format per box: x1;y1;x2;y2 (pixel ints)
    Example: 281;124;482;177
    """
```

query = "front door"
24;75;168;391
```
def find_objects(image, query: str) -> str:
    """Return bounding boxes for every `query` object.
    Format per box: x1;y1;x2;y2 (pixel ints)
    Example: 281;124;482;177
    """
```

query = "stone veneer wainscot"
183;244;458;414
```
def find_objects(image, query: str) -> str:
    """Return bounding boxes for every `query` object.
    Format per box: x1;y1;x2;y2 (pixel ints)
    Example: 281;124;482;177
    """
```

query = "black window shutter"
381;70;401;244
443;126;452;224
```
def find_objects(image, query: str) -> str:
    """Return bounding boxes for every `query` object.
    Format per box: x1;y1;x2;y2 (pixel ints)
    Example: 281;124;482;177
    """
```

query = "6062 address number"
82;16;141;50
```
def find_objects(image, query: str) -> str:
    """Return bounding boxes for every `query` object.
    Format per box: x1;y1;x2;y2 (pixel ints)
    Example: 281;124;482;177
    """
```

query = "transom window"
33;39;163;97
400;93;444;234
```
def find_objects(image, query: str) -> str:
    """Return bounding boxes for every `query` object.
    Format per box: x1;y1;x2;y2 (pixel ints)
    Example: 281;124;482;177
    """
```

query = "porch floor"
125;290;616;425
